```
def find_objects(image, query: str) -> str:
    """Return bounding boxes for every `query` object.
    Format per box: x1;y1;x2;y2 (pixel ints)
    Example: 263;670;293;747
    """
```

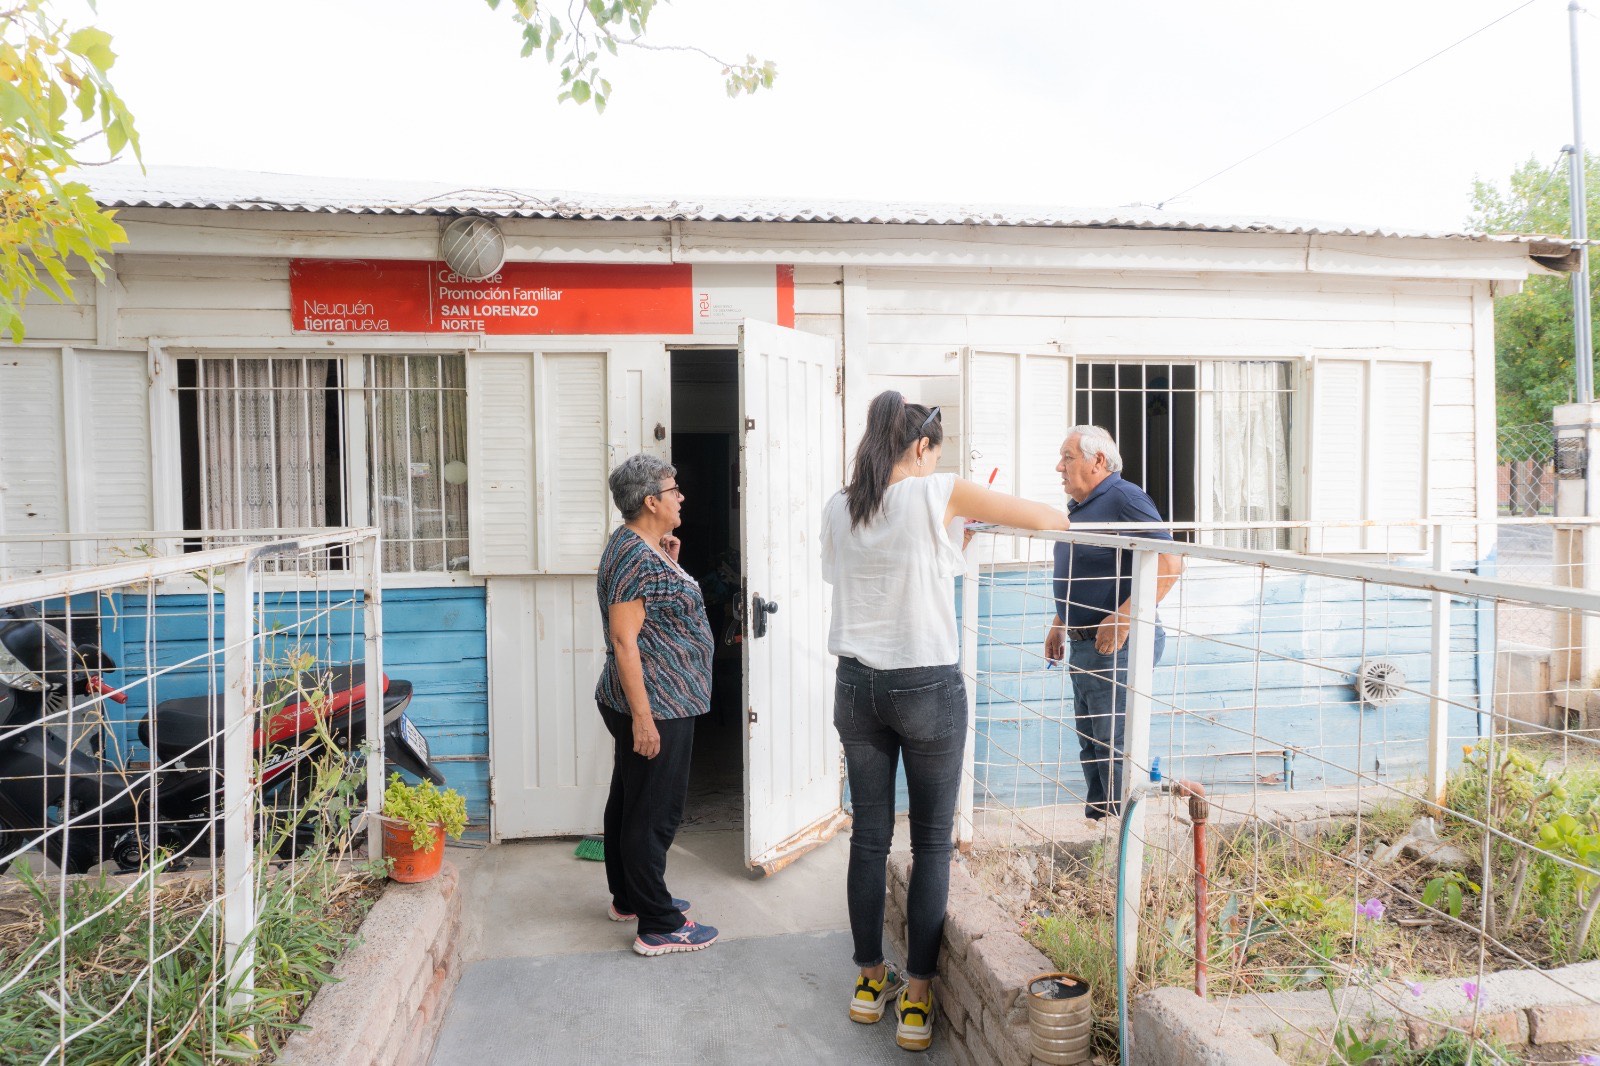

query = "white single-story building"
0;166;1572;871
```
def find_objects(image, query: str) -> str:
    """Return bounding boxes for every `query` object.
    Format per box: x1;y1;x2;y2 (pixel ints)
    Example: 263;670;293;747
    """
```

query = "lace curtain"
1211;361;1291;549
368;355;470;572
199;359;328;531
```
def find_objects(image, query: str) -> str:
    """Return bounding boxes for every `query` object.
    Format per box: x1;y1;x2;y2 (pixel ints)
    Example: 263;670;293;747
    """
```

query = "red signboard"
291;260;696;335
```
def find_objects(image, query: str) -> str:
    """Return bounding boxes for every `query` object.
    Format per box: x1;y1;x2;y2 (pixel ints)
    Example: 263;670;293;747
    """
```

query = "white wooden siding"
854;267;1480;557
10;231;1502;566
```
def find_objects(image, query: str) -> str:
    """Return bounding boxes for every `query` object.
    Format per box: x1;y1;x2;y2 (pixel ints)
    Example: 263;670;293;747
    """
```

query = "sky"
61;0;1600;232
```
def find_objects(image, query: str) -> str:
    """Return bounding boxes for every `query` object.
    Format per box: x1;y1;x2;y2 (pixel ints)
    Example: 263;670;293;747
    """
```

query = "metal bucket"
1025;972;1093;1065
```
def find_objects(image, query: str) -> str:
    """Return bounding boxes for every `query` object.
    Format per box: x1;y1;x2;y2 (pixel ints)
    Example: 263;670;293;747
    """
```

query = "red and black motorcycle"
0;603;442;875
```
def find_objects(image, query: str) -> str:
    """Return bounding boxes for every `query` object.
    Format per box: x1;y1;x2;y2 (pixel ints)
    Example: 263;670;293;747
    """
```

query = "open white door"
739;320;848;875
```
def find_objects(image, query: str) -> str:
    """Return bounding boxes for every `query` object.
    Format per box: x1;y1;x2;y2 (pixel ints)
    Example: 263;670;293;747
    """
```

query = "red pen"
988;467;999;486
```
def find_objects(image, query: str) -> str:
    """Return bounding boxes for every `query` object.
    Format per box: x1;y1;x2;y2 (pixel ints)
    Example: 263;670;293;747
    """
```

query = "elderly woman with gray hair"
593;453;719;956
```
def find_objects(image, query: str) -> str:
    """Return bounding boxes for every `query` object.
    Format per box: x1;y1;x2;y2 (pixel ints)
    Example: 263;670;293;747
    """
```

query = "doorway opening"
669;349;744;833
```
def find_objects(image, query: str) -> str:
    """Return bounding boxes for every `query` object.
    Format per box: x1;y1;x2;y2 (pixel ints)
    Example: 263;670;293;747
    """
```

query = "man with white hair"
1044;426;1184;819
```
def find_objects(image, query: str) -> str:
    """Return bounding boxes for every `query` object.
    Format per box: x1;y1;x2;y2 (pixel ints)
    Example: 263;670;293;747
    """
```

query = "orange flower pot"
381;816;446;883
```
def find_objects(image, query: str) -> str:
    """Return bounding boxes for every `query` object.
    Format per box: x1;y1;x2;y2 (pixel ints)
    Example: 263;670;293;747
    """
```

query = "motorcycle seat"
139;665;384;763
138;695;221;763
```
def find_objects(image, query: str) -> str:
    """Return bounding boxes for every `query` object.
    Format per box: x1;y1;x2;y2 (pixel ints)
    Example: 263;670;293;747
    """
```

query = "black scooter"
0;604;444;875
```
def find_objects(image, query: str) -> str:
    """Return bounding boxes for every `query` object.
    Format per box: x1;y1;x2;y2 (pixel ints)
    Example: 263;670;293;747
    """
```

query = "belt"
1066;626;1098;643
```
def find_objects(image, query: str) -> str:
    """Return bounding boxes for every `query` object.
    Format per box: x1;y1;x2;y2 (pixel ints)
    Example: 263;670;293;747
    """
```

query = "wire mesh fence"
0;528;402;1063
958;521;1600;1064
1498;423;1554;519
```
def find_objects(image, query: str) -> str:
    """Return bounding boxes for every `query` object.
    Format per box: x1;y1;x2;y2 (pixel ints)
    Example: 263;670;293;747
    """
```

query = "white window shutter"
961;347;1071;563
1019;354;1072;508
73;351;153;537
1309;359;1367;552
540;352;609;572
466;353;539;575
1369;361;1429;552
0;349;69;573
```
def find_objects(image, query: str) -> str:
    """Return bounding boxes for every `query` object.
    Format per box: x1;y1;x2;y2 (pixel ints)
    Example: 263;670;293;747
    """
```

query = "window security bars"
178;355;469;574
1074;360;1294;551
957;520;1600;1063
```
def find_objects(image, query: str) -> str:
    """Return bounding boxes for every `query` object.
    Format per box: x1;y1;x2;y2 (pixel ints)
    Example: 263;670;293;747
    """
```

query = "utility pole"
1571;0;1593;402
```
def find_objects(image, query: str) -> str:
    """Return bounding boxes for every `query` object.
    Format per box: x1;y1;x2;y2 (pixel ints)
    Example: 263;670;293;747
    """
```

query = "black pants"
600;706;696;936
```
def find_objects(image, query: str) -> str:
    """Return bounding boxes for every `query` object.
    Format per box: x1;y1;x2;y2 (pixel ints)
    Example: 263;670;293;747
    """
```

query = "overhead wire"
1156;0;1544;209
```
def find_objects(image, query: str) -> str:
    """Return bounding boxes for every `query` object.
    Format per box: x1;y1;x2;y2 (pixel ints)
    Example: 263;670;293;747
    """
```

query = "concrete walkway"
429;829;949;1065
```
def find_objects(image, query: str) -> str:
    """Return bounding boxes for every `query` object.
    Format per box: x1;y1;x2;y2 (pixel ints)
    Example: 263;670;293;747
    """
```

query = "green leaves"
1471;151;1600;426
486;0;775;112
0;1;139;343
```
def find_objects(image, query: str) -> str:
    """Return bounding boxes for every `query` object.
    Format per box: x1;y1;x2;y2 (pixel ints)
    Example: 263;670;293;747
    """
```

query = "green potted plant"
379;772;467;883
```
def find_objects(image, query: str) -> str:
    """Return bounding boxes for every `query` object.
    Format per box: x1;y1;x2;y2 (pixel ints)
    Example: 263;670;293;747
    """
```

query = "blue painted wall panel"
84;586;491;823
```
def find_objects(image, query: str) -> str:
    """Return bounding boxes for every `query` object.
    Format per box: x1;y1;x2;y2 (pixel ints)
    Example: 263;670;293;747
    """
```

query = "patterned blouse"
594;526;714;721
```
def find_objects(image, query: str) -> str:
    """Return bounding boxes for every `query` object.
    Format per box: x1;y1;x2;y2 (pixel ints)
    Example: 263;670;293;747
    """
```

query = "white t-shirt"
821;473;966;670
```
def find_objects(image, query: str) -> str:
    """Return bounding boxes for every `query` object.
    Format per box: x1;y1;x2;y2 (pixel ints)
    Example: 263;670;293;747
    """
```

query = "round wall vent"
1355;658;1406;706
440;216;505;280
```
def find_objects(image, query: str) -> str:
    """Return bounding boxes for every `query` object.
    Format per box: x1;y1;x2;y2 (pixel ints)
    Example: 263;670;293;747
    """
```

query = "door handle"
751;594;779;639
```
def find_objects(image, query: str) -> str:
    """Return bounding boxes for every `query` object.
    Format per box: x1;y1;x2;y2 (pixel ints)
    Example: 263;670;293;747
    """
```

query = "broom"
574;834;605;861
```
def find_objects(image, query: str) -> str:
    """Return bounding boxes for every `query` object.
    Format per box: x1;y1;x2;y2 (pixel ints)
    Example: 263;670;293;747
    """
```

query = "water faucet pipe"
1114;762;1210;1064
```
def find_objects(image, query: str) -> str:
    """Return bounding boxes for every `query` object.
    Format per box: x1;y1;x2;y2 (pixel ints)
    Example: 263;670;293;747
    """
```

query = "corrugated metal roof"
84;164;1571;245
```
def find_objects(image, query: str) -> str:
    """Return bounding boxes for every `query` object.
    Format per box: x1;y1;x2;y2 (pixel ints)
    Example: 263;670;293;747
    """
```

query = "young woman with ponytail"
821;390;1071;1052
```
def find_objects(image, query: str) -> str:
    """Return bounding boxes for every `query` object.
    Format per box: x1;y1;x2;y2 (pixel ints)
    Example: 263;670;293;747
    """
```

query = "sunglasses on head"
913;405;941;437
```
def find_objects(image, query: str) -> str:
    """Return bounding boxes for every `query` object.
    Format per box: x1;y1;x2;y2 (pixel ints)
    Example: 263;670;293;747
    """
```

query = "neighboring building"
0;166;1573;870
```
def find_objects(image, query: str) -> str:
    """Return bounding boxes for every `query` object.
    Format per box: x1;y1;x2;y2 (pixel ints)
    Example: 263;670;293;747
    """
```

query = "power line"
1156;0;1543;209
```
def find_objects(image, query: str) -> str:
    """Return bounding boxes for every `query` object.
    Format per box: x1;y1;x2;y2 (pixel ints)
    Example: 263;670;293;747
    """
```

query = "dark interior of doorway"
670;349;744;834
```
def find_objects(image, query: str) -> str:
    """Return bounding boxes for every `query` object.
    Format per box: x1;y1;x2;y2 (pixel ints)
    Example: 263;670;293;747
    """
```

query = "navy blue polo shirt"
1053;473;1174;628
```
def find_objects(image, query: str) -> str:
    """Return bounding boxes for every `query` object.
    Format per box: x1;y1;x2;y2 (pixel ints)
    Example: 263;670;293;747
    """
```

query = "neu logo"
698;292;711;318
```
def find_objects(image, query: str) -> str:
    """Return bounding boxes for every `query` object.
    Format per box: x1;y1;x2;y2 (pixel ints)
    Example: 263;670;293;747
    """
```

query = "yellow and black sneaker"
848;968;904;1024
895;989;936;1052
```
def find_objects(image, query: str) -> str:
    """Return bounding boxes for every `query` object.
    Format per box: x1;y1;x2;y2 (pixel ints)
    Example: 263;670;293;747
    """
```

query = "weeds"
0;684;384;1061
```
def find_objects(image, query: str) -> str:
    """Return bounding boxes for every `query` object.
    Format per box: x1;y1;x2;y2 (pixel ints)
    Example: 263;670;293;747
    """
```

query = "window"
962;350;1296;551
177;354;470;573
1074;359;1293;549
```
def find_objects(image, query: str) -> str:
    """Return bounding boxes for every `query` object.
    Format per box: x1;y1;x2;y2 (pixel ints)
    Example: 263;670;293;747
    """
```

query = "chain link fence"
1498;422;1555;517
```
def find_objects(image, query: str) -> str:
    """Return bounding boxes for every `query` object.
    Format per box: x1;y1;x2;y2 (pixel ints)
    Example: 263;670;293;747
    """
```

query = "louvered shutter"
73;350;153;538
466;353;539;575
1308;359;1367;552
961;348;1072;563
1308;358;1428;553
540;352;609;572
0;349;69;573
1369;361;1429;553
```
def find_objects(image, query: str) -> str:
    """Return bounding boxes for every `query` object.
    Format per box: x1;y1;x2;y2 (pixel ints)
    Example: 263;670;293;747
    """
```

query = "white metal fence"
958;519;1600;1063
0;528;386;1063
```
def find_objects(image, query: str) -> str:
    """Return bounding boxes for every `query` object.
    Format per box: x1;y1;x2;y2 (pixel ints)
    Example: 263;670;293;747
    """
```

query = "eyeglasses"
650;482;684;501
913;405;942;438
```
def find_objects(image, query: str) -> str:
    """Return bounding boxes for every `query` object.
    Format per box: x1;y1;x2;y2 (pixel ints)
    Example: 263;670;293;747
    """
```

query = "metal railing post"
1117;545;1161;986
1427;523;1453;806
957;545;981;851
222;558;257;1008
355;533;386;861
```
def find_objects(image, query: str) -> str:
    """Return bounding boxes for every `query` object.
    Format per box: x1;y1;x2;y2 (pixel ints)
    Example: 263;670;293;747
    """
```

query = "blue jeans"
1067;626;1165;819
833;656;965;980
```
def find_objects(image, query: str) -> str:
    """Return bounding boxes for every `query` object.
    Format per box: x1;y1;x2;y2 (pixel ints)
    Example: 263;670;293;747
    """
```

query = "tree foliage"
486;0;776;113
0;0;138;342
1469;152;1600;428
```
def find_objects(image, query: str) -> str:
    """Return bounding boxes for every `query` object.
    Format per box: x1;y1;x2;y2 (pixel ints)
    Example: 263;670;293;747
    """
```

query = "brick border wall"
886;853;1063;1066
276;862;463;1066
1219;962;1600;1060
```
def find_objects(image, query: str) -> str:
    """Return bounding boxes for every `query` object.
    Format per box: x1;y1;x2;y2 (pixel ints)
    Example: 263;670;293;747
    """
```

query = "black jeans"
600;705;696;936
1067;626;1165;819
833;657;965;980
